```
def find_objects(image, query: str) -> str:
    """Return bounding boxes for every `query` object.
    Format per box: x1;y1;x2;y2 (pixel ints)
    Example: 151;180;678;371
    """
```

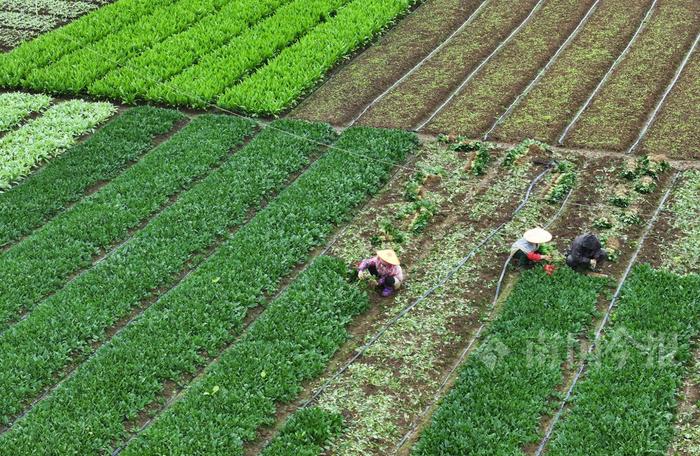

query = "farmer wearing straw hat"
510;227;553;267
357;249;404;297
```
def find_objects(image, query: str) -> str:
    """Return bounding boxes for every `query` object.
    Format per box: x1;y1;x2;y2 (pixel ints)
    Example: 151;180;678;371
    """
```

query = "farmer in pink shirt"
357;249;404;297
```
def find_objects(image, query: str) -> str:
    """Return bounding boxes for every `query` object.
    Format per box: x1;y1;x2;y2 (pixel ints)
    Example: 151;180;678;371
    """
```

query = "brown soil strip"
290;0;483;126
490;0;653;144
424;0;597;137
350;0;541;130
563;0;700;151
639;41;700;160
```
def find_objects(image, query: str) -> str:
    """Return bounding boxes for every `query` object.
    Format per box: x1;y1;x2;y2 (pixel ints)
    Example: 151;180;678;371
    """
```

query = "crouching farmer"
510;227;553;267
566;233;607;271
357;249;404;297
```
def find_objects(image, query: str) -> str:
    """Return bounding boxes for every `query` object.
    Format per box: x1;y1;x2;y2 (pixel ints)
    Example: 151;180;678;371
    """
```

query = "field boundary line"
300;165;553;413
413;0;547;131
482;0;603;140
557;0;659;145
533;171;681;455
391;176;576;454
626;30;700;155
346;0;491;127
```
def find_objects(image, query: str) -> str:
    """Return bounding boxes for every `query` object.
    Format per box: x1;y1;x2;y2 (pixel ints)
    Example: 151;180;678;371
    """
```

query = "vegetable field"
1;0;699;455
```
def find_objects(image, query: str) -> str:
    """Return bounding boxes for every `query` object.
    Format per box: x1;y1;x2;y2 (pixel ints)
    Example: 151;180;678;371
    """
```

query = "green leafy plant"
0;99;116;189
0;106;183;247
262;407;343;456
0;119;329;422
0;91;52;132
0;114;255;331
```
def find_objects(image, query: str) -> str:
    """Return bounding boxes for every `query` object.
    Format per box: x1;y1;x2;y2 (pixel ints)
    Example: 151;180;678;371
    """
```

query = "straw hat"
523;227;552;244
377;249;400;266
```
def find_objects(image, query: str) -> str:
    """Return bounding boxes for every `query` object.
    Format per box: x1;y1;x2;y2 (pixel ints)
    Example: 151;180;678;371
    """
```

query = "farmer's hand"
590;259;597;270
358;269;370;280
542;255;552;261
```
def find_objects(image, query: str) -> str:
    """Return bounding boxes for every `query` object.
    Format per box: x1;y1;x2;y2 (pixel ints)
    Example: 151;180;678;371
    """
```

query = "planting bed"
1;0;699;454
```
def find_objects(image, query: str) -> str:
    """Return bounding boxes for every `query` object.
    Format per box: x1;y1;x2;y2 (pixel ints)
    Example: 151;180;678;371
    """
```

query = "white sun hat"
377;249;400;266
523;227;552;244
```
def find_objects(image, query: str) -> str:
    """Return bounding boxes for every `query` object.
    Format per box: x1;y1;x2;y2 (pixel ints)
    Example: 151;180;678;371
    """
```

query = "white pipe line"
347;0;492;127
533;172;680;456
483;0;603;140
414;0;548;132
558;0;660;145
627;30;700;155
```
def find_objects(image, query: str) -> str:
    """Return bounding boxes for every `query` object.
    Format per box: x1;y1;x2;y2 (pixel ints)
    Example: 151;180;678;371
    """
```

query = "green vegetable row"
2;0;97;19
149;0;350;107
124;256;366;455
0;106;183;248
0;12;57;32
0;0;172;86
413;267;607;455
25;0;227;93
0;126;416;454
548;266;700;455
220;0;416;114
0;99;116;189
0;115;255;331
0;92;52;132
0;119;331;424
92;0;292;102
261;407;344;456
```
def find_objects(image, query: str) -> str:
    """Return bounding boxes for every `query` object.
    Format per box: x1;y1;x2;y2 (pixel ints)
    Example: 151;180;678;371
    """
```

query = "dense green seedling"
91;0;291;101
151;0;349;106
0;119;331;423
0;127;416;454
261;408;344;456
0;115;255;331
219;0;416;114
24;0;227;93
0;106;183;247
124;257;366;455
548;266;700;455
0;92;52;132
0;99;115;189
0;0;172;86
413;267;607;455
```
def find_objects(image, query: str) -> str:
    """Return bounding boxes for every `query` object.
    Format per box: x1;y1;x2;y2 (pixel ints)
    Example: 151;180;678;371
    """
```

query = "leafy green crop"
0;126;416;454
548;266;700;455
123;257;366;455
0;119;331;424
261;407;344;456
0;106;183;247
218;0;417;114
0;115;255;331
24;0;224;93
1;0;97;19
662;170;700;274
149;0;349;107
0;99;115;189
0;0;171;86
0;92;52;132
0;12;57;32
413;267;607;455
91;0;291;101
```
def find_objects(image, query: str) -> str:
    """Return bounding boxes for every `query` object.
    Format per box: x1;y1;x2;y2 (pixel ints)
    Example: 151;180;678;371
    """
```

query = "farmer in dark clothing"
566;233;608;271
